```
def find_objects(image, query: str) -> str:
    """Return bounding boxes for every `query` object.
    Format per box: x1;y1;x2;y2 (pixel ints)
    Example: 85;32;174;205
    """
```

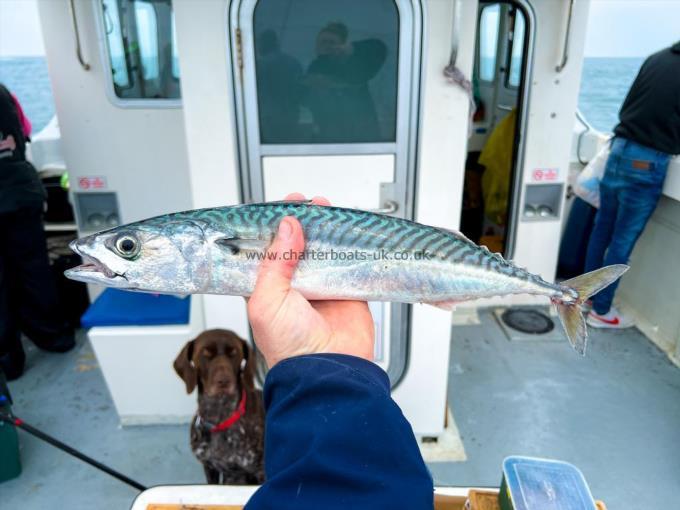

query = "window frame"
94;0;182;109
504;6;525;90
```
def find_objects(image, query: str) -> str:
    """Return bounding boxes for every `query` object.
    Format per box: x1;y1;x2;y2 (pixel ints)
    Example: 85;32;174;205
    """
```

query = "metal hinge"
235;27;244;80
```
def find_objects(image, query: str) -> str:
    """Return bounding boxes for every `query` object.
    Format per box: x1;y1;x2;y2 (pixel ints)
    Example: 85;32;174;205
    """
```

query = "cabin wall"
391;0;477;435
618;196;680;365
172;0;249;338
511;0;591;282
414;0;473;233
456;0;593;312
36;0;193;224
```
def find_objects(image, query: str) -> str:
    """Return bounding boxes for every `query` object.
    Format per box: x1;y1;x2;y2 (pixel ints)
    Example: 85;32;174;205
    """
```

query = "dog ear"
173;339;197;394
240;338;256;392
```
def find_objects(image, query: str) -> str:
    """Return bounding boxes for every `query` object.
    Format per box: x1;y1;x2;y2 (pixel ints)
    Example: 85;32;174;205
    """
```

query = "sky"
584;0;680;57
1;0;679;58
0;0;45;56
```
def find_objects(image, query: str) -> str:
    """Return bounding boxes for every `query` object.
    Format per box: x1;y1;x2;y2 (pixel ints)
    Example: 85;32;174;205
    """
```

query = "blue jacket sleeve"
245;354;434;510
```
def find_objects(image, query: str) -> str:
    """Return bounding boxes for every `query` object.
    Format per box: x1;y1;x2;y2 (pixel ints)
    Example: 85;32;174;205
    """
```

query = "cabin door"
462;1;531;257
230;0;422;385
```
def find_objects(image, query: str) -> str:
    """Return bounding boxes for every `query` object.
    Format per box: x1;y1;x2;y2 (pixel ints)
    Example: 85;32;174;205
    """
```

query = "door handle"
366;200;399;215
497;104;514;111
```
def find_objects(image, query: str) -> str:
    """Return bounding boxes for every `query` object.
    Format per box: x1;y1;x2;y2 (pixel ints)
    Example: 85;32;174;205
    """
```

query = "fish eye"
114;234;140;258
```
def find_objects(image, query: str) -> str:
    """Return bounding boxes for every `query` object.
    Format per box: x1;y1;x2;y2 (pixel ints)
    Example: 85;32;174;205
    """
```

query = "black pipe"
0;412;147;492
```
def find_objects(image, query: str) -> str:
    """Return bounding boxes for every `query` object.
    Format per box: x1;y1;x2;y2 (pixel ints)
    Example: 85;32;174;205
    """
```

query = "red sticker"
532;168;559;182
78;176;108;190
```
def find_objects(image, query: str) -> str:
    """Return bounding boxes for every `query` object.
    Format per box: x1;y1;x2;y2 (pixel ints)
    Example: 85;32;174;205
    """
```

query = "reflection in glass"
507;9;525;88
479;4;500;82
103;0;130;88
134;2;159;80
101;0;181;100
254;0;399;144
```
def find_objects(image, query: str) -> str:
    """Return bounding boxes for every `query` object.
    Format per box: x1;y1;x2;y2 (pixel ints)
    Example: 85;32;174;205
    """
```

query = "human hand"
247;193;375;368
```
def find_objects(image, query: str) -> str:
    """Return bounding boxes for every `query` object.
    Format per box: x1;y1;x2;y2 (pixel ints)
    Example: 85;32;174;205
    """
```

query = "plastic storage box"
499;456;597;510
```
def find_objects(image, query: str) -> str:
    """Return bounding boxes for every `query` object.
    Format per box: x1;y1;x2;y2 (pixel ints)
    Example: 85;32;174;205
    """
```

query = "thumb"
252;216;304;303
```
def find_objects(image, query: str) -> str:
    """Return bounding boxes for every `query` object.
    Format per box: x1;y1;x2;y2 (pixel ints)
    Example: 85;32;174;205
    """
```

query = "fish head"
65;220;211;293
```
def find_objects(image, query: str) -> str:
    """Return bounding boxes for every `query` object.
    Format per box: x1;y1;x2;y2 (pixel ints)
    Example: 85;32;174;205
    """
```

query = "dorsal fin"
437;225;477;244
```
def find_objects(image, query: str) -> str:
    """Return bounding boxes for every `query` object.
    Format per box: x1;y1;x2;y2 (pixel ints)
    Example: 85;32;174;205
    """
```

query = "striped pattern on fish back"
158;202;547;286
240;203;544;284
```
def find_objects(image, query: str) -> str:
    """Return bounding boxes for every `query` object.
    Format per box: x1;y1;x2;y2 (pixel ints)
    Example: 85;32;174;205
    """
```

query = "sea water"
578;57;644;133
0;57;55;134
0;56;645;136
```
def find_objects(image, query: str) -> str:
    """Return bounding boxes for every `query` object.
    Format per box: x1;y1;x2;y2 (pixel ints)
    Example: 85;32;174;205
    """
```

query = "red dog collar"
209;388;247;433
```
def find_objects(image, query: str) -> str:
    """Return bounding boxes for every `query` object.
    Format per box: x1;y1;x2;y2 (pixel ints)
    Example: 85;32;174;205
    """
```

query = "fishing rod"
0;396;147;492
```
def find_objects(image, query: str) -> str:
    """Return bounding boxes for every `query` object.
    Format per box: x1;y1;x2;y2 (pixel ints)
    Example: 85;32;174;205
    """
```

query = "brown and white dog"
174;329;265;484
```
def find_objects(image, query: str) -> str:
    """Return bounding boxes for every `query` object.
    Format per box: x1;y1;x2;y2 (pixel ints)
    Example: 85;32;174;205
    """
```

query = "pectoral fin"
215;237;269;255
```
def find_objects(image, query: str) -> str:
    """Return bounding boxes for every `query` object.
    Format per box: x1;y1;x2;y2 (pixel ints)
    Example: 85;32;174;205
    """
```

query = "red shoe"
586;307;634;329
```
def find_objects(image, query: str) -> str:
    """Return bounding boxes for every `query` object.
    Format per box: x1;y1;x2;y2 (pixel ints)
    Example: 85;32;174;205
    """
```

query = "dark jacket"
0;84;45;215
614;42;680;155
245;354;434;510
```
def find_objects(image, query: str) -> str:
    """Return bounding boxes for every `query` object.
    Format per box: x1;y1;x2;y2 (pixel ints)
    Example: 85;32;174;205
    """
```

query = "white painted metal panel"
173;0;249;337
88;298;204;425
262;154;394;208
512;0;592;282
389;0;478;436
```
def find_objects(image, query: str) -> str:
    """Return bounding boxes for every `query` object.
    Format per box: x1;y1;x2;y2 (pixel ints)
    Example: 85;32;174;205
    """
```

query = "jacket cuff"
263;353;390;400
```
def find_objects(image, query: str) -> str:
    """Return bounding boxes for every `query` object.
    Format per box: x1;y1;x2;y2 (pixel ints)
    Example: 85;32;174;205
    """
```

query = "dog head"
173;329;255;398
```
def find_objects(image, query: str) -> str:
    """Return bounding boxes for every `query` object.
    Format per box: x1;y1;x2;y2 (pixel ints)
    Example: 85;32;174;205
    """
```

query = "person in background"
11;90;32;141
243;193;434;509
584;42;680;329
0;84;75;381
305;22;387;143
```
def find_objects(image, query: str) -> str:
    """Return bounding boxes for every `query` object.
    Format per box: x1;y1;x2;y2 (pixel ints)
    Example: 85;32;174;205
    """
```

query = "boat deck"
3;310;679;509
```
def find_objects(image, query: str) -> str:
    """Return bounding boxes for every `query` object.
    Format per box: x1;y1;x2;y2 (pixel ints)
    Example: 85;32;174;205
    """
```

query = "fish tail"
553;264;630;355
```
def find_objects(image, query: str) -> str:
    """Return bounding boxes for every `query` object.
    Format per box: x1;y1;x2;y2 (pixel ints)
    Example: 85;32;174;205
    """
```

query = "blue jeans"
584;137;670;315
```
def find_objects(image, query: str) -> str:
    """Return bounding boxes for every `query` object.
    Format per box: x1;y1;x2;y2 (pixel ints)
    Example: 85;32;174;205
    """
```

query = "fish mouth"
65;241;128;285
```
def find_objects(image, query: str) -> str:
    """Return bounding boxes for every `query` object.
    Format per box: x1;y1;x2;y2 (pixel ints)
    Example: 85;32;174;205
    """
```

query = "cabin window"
506;8;525;89
100;0;181;101
478;4;500;82
252;0;399;144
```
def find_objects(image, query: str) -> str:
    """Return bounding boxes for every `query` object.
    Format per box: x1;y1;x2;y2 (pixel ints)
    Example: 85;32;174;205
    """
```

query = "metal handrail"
69;0;91;71
447;0;461;69
555;0;574;73
365;200;399;215
575;108;594;131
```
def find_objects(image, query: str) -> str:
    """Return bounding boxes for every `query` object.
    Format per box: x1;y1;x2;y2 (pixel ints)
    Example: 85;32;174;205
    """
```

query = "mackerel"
65;201;628;354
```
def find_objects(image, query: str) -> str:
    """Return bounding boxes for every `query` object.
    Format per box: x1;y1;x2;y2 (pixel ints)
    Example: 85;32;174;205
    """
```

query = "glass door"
230;0;422;384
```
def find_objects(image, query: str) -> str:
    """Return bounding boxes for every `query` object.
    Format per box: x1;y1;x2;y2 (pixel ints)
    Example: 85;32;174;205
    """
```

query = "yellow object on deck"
479;109;517;227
